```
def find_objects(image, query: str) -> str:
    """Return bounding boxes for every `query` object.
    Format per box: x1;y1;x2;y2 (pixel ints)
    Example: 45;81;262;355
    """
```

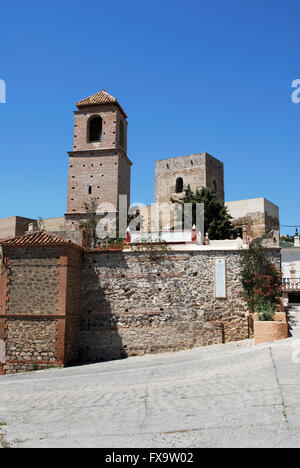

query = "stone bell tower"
65;89;132;228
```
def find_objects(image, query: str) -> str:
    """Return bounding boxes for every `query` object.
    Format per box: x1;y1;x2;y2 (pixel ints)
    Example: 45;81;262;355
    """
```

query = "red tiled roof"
76;89;127;117
77;89;116;106
0;231;82;249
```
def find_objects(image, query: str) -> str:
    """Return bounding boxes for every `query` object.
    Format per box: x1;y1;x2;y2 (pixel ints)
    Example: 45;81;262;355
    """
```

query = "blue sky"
0;0;299;234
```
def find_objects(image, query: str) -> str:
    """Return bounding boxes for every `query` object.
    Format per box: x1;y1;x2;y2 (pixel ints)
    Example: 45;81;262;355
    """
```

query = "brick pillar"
55;318;66;366
55;247;69;366
0;254;9;315
0;254;9;374
0;319;6;375
57;247;69;315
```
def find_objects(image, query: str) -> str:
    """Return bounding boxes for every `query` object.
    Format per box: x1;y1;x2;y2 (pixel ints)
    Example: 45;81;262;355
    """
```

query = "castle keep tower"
155;152;224;205
66;90;132;227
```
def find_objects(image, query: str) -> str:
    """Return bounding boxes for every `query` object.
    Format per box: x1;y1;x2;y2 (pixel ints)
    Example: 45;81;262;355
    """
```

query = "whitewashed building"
281;233;300;302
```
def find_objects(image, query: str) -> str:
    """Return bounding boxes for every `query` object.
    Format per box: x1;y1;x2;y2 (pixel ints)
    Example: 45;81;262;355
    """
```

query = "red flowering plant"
239;240;282;320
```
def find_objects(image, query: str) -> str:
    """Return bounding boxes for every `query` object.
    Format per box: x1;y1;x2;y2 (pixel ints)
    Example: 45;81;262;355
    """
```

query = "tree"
82;198;100;248
81;201;145;249
280;234;294;244
171;185;233;240
239;240;282;316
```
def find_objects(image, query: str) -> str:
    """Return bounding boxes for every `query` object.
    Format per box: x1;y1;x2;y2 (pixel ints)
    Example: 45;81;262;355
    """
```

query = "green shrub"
239;240;282;313
256;301;276;322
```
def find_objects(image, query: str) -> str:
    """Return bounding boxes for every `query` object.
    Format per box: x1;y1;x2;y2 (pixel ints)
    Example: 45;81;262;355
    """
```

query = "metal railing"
282;278;300;291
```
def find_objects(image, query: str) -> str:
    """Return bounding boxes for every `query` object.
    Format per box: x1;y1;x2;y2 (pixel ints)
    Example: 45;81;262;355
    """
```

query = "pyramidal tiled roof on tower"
76;89;127;117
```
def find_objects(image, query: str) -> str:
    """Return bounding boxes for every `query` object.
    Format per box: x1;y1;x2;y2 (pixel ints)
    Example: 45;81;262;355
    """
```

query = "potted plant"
253;300;288;345
255;300;276;321
239;241;288;345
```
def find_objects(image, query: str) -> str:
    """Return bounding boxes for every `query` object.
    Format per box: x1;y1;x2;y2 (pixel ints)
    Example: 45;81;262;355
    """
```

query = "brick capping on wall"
0;314;80;319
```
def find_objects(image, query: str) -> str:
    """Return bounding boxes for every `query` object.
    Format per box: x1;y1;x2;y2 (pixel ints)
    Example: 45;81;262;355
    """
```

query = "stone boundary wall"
0;243;281;374
79;249;280;362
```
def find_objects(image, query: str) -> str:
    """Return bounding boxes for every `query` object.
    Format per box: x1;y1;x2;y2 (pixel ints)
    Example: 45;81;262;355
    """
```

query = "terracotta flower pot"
253;312;287;323
253;313;288;345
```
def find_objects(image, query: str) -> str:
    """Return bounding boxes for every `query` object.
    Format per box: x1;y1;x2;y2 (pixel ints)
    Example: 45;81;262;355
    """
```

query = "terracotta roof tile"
76;89;127;117
0;231;82;249
77;89;117;107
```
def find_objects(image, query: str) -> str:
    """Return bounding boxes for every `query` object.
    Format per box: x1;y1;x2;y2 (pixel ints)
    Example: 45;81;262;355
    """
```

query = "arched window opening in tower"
89;116;103;142
234;227;243;239
88;186;92;195
213;180;217;193
176;177;183;193
120;120;125;148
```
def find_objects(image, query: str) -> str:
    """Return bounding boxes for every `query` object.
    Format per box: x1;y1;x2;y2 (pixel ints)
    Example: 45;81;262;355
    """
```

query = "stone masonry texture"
155;152;224;205
0;242;82;374
0;93;282;376
4;319;57;374
0;241;281;374
7;247;60;315
79;249;260;363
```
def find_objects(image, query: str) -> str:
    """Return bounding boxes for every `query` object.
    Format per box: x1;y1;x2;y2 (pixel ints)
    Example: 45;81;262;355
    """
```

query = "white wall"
281;248;300;278
225;198;265;218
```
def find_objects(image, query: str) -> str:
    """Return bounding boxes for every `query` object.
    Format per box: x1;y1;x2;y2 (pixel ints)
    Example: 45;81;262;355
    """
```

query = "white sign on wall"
215;258;227;299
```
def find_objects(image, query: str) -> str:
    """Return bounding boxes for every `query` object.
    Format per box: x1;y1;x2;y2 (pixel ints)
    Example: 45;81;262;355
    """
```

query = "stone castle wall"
79;249;253;362
0;242;281;374
0;216;36;241
155;153;224;205
7;247;60;315
225;198;280;240
3;319;57;374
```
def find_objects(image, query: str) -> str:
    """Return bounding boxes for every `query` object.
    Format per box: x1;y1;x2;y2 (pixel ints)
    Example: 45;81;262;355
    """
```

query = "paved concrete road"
1;333;300;448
